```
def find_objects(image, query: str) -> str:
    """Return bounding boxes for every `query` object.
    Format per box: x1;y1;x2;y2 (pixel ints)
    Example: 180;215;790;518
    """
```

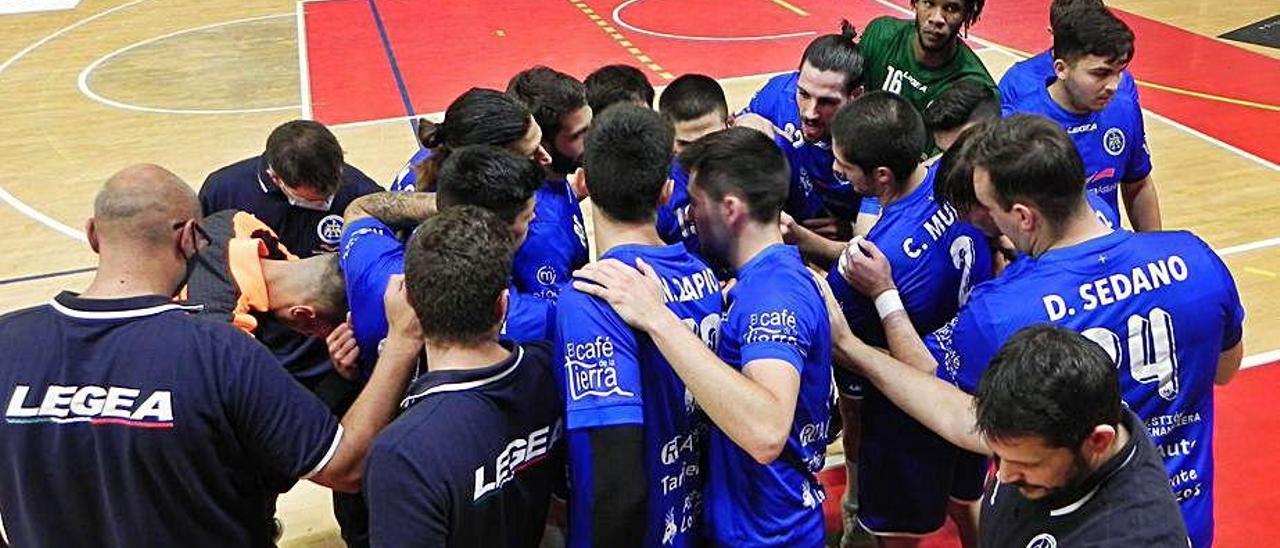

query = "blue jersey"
390;148;432;192
514;178;590;299
705;244;832;547
389;153;589;299
556;244;721;547
927;230;1244;548
655;162;702;256
828;163;994;397
367;341;564;548
1005;84;1152;228
999;51;1137;114
340;217;555;377
741;72;862;222
0;293;341;547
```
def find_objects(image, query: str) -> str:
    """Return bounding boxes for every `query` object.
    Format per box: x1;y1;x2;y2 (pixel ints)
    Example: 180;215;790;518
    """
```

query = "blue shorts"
855;388;989;535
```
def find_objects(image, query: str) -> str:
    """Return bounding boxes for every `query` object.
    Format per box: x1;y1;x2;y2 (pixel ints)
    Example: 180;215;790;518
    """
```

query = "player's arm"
1216;341;1244;385
343;191;437;227
587;427;647;547
1121;175;1161;231
732;113;779;139
574;259;799;464
781;211;845;266
309;276;421;492
810;269;990;455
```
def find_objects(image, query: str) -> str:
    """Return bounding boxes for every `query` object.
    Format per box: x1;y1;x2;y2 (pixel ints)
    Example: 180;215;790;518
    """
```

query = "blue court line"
365;0;417;132
0;266;96;286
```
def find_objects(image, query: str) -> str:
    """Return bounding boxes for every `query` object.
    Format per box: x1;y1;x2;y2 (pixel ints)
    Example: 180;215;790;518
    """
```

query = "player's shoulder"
0;303;57;338
864;16;908;38
337;163;385;198
756;71;800;101
203;156;260;189
1130;230;1222;265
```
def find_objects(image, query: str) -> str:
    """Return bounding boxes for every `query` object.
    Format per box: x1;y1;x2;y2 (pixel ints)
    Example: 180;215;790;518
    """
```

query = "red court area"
303;0;1279;163
302;0;1280;543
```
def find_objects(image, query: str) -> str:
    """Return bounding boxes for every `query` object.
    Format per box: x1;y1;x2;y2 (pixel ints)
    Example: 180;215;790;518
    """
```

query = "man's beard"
1012;451;1092;499
549;147;581;176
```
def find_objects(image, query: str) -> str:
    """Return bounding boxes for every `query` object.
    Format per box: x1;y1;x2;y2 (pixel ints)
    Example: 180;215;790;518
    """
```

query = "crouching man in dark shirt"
828;318;1189;546
365;206;564;548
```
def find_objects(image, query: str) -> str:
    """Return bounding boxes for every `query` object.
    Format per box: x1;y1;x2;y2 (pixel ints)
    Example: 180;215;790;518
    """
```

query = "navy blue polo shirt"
366;341;564;548
199;155;383;382
199;155;383;258
0;292;341;548
981;410;1189;547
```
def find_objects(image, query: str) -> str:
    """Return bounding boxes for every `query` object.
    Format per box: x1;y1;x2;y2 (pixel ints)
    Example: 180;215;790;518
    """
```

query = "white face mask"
285;193;336;211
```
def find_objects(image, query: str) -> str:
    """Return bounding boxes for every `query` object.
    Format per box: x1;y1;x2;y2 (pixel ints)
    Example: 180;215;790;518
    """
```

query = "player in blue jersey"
574;128;833;547
656;74;730;258
389;88;550;192
837;116;1243;547
1003;6;1161;231
585;64;655;114
554;105;721;548
0;165;418;547
921;78;1001;154
508;67;593;298
737;22;867;252
365;207;564;548
999;0;1137;111
821;93;993;547
340;146;552;378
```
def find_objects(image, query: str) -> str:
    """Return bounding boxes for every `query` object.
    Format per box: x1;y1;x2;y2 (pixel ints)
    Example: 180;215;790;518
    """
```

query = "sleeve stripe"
301;424;344;480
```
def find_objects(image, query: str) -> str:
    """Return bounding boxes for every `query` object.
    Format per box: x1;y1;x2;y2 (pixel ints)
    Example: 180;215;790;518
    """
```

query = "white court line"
296;1;314;119
1243;349;1280;370
0;187;86;242
76;13;300;115
1219;237;1280;257
612;0;816;42
869;0;1278;172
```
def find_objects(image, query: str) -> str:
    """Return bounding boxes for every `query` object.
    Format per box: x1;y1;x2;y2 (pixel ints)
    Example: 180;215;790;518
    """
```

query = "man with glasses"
0;164;417;548
199;119;381;546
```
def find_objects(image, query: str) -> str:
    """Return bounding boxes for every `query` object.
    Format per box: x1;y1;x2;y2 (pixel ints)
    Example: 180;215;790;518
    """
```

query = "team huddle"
0;0;1247;547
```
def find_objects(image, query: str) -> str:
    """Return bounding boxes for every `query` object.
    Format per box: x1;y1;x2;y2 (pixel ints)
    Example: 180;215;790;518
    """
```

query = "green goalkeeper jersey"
859;16;996;112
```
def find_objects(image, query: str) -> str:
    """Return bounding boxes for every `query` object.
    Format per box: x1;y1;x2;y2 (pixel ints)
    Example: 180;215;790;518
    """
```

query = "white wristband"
874;290;904;320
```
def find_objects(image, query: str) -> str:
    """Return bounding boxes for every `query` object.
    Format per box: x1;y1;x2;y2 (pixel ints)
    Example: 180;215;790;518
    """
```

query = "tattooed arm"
344;192;437;228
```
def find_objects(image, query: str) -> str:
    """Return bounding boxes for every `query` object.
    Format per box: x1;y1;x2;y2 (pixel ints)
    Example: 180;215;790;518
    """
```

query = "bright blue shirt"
655;162;702;257
999;51;1137;114
515;179;590;299
389;151;588;299
828;163;994;396
927;230;1244;548
741;72;862;222
1004;78;1152;228
390;148;432;192
340;217;555;377
705;244;832;547
556;244;722;547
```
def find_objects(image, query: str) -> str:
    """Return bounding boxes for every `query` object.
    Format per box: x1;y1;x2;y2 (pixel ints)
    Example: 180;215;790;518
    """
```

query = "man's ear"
86;219;101;254
570;168;588;200
1053;58;1069;81
659;178;674;207
1011;203;1037;233
496;288;510;324
1081;423;1118;461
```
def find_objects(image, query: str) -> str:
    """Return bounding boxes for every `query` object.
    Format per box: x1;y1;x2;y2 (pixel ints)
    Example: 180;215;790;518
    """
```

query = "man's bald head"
93;164;200;247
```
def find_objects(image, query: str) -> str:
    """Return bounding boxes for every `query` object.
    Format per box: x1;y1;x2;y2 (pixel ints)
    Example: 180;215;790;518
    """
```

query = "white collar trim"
399;346;524;408
50;299;203;320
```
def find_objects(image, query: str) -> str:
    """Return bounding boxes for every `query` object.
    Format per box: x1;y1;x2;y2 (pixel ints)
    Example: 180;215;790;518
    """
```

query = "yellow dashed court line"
567;0;674;80
769;0;809;17
1243;267;1278;279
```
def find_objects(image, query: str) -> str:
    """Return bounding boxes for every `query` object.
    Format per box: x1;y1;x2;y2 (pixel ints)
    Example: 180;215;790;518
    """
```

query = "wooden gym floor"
0;0;1276;545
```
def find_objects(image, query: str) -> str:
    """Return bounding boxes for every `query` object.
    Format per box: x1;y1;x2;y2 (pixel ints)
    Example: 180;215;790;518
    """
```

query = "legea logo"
6;384;174;428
